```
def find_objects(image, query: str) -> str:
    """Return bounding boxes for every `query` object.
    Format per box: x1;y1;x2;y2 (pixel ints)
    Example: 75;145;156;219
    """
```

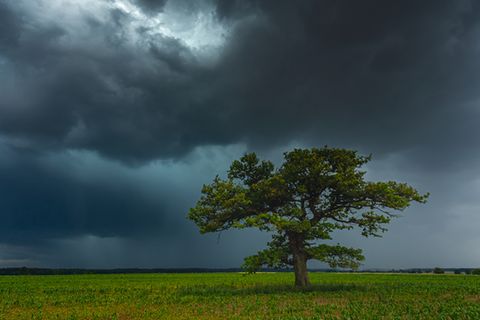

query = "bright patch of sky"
13;0;229;61
114;0;228;51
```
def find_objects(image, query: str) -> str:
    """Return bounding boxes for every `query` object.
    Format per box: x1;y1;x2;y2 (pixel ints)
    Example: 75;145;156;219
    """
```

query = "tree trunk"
293;251;310;287
289;234;310;287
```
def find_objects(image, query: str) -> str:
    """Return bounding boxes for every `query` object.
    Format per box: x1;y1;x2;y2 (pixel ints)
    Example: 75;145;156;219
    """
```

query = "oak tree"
188;147;428;287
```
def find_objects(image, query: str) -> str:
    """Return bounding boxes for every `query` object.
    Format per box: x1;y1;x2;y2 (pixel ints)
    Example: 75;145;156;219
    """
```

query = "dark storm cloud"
209;0;480;166
0;148;170;244
1;0;479;168
0;0;238;162
0;139;244;244
1;0;480;268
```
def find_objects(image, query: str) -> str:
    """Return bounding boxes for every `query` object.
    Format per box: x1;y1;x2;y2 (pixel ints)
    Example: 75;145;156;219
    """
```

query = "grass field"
1;272;480;319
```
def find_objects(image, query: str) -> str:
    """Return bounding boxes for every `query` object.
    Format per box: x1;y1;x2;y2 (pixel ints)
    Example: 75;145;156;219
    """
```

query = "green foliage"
306;244;365;270
189;147;428;274
472;269;480;275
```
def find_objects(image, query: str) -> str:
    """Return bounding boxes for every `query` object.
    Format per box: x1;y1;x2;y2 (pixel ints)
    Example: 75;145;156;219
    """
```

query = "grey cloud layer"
1;0;479;165
1;0;480;268
0;0;231;162
0;149;165;243
134;0;168;13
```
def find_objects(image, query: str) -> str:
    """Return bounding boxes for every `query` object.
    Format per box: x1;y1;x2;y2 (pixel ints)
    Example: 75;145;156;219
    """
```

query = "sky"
0;0;480;269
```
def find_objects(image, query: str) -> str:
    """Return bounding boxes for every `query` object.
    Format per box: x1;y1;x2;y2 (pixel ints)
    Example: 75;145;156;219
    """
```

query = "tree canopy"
189;147;428;286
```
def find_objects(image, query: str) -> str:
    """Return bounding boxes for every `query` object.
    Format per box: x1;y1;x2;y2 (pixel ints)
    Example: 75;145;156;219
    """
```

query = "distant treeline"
0;267;479;276
0;267;244;275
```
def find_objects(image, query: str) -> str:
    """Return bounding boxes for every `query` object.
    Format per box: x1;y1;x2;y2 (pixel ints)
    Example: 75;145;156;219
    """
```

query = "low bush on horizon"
1;272;480;319
433;267;445;274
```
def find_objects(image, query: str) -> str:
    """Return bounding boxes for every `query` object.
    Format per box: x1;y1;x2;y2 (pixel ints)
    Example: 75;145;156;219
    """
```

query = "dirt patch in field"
465;295;480;303
313;297;346;306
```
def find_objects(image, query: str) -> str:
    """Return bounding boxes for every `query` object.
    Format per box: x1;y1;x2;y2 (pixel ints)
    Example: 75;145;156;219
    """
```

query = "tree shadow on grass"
176;282;366;297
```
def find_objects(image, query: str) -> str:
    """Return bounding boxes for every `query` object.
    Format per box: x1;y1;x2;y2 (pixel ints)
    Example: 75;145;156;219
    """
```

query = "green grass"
1;272;480;319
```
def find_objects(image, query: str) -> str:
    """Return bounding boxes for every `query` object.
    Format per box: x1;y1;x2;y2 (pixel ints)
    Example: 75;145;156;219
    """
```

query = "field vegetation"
1;272;480;319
